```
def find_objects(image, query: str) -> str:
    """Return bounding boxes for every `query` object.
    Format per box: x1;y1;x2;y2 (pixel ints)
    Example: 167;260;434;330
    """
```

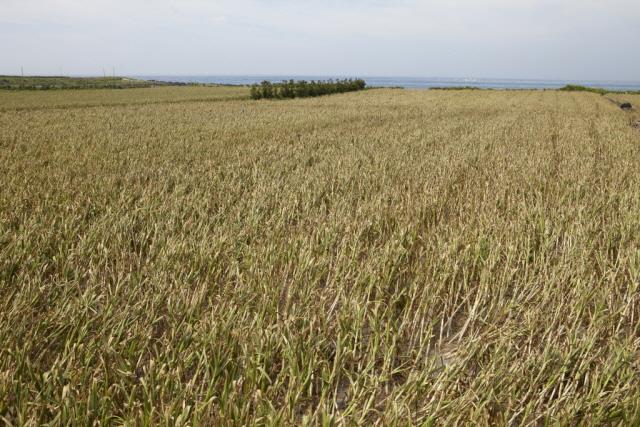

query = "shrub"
558;85;608;95
250;78;366;100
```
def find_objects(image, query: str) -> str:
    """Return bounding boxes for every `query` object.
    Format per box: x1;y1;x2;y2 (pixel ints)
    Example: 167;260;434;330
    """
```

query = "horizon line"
3;73;640;84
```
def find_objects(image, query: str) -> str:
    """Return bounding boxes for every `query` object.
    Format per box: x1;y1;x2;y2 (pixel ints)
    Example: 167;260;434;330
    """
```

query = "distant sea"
135;76;640;91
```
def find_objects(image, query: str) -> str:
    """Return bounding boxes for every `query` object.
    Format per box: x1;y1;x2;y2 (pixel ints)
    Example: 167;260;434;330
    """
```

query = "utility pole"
21;66;24;77
103;68;106;78
112;66;115;78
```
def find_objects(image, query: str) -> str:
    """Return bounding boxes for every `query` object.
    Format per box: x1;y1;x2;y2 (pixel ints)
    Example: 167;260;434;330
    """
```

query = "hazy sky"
2;0;639;80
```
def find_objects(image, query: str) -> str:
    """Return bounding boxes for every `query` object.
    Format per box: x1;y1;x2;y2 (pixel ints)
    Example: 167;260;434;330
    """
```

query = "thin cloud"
1;0;638;80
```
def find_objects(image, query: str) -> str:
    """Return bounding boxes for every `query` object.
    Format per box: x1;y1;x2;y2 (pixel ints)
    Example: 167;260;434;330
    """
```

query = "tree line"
250;79;366;100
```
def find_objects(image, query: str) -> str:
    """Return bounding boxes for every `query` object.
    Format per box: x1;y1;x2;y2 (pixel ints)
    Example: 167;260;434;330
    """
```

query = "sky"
1;0;639;81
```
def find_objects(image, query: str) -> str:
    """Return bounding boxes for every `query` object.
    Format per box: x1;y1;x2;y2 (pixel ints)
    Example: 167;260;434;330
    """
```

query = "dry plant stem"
1;87;639;425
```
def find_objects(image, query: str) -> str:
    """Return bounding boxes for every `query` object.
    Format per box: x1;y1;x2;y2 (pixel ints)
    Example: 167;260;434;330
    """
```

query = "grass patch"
558;84;609;95
0;76;188;90
429;86;484;90
558;84;640;95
